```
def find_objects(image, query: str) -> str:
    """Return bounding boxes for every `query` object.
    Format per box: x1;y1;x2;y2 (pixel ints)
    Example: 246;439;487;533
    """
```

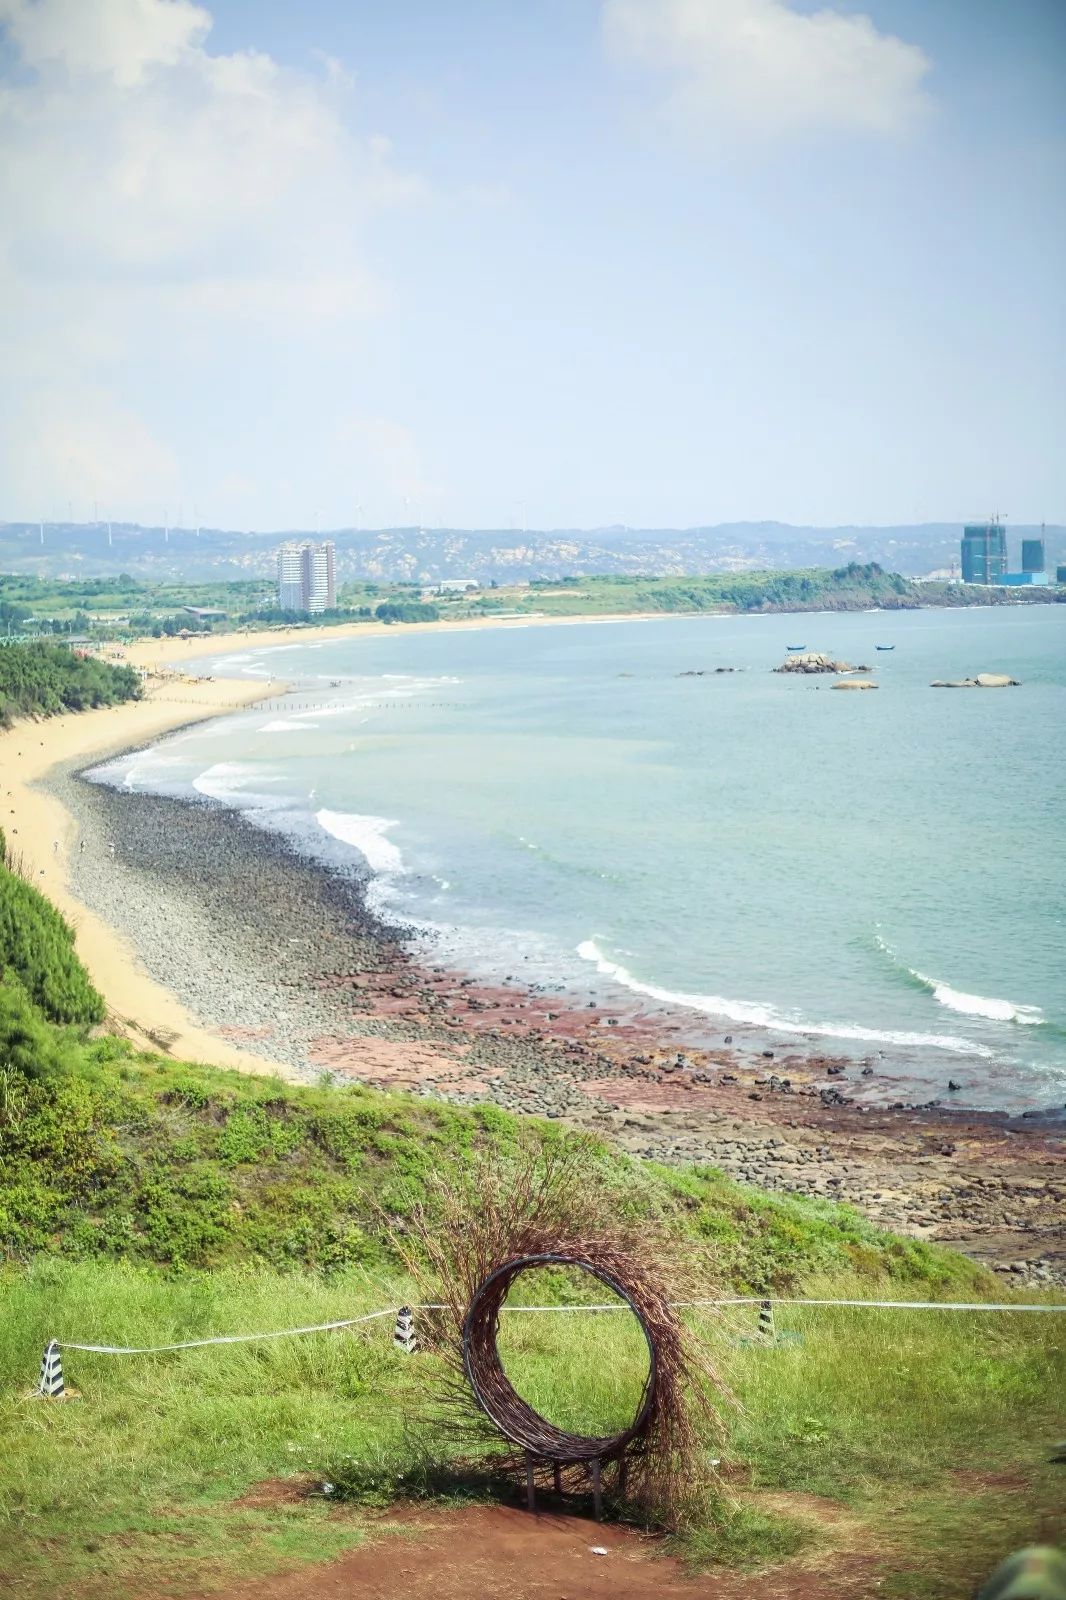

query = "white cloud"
0;383;181;513
0;0;425;519
0;0;211;87
603;0;933;144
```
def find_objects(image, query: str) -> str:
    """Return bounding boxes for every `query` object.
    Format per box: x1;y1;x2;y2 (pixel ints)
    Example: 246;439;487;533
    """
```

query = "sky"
0;0;1063;532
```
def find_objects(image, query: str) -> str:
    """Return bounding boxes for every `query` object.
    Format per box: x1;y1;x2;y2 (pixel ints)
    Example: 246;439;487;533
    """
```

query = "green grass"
0;1037;995;1299
1;870;1061;1597
1;1261;1061;1597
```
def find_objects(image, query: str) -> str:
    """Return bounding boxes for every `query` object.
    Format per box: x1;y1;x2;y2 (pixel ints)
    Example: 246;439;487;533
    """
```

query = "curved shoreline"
116;608;690;672
5;668;1064;1284
56;746;1066;1286
3;675;295;1076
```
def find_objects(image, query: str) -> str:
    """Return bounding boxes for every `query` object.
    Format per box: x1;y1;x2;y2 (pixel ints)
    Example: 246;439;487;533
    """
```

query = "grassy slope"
2;1037;991;1293
1;861;1063;1598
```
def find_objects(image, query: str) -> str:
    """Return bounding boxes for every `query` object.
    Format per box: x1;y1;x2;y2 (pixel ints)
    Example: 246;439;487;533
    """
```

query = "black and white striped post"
393;1307;417;1354
38;1340;65;1398
758;1301;776;1344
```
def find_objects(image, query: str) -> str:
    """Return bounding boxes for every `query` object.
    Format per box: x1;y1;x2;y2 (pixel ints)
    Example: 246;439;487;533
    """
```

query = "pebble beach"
51;756;1066;1288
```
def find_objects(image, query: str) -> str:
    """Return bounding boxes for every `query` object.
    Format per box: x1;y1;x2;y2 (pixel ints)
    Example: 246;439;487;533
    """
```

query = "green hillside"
0;856;1062;1599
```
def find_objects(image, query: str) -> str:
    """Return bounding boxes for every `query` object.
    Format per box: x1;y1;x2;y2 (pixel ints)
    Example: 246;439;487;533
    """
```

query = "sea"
87;605;1066;1112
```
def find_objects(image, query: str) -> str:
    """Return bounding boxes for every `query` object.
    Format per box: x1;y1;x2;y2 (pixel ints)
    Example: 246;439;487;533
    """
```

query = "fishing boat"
875;645;895;652
786;644;806;652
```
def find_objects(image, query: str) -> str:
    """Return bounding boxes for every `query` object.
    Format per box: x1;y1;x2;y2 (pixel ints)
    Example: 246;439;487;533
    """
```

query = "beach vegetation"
373;600;441;622
0;639;141;726
0;836;105;1026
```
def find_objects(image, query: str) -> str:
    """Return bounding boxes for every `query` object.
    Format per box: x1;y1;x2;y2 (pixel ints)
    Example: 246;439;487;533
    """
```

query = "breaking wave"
315;809;404;875
874;934;1045;1026
576;939;992;1055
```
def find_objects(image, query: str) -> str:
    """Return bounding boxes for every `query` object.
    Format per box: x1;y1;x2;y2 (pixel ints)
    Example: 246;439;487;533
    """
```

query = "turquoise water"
95;607;1066;1109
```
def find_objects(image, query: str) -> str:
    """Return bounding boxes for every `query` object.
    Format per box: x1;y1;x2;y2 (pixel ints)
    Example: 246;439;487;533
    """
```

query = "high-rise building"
301;541;335;613
960;522;1007;585
275;540;336;613
1021;536;1046;575
276;543;305;611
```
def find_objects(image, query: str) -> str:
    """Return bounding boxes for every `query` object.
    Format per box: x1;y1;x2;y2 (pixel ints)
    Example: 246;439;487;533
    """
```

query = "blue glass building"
961;523;1007;584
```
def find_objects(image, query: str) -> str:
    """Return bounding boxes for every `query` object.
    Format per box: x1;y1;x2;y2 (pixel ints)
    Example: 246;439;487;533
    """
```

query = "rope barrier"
52;1295;1066;1356
61;1308;399;1354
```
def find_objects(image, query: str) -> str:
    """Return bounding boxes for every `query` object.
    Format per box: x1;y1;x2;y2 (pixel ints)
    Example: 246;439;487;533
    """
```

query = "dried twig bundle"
396;1138;729;1528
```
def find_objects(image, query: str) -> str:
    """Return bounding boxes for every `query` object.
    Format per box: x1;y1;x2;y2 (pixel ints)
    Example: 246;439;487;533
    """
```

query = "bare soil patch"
187;1503;881;1600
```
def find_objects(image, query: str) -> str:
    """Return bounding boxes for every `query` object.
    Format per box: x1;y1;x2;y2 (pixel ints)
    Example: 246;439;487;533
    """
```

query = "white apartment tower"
276;543;305;611
276;540;336;614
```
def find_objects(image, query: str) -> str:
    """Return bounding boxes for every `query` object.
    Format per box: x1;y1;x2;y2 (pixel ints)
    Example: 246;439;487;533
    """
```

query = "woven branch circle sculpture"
462;1252;658;1464
397;1144;728;1527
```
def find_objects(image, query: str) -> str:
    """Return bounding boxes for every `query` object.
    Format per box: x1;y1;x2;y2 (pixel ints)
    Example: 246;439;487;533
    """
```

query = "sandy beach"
1;674;295;1077
115;608;676;671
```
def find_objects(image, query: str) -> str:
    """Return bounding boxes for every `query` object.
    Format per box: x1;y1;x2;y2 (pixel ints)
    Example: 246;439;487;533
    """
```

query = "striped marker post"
393;1307;417;1354
38;1341;65;1398
758;1301;776;1344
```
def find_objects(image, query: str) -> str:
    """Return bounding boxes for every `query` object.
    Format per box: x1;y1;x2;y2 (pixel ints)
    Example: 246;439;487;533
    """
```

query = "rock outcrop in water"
831;679;878;690
930;673;1021;688
774;652;871;674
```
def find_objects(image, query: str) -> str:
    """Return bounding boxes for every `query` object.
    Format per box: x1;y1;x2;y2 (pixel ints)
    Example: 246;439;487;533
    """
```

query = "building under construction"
960;521;1007;584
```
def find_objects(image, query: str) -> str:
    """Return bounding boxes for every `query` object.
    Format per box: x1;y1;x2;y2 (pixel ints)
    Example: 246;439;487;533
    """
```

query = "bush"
0;852;104;1025
0;640;141;726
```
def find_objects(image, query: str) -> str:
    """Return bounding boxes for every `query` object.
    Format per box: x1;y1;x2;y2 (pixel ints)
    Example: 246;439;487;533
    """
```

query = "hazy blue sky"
0;0;1062;531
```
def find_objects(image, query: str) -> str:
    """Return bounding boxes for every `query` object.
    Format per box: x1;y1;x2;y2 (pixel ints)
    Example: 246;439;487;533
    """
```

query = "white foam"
121;754;183;789
315;809;404;874
259;720;318;733
192;763;286;806
576;939;992;1056
874;934;1045;1027
913;968;1044;1026
193;762;250;801
929;983;1043;1025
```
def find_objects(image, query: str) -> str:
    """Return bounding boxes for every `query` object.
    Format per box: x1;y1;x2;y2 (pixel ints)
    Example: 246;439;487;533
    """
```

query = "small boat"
875;645;895;652
786;644;806;652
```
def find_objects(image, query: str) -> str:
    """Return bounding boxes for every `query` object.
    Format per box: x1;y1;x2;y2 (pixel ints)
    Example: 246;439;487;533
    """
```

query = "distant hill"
1;519;1063;585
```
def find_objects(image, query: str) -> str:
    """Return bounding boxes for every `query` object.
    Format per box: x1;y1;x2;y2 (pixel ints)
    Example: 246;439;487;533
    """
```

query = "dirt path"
191;1504;874;1600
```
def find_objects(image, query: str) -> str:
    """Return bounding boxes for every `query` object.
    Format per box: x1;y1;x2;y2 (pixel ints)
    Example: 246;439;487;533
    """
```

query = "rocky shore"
53;765;1065;1287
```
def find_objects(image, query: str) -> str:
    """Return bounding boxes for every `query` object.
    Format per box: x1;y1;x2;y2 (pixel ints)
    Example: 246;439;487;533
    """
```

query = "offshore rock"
930;673;1020;688
832;679;878;690
774;652;870;674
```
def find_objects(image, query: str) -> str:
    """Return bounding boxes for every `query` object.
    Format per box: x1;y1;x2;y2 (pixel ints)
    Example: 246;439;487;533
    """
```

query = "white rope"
55;1295;1065;1355
61;1308;399;1354
502;1298;1066;1314
676;1297;1066;1313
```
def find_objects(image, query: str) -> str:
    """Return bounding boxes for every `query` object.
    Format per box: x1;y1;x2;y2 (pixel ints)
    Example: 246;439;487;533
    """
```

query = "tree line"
0;640;142;727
